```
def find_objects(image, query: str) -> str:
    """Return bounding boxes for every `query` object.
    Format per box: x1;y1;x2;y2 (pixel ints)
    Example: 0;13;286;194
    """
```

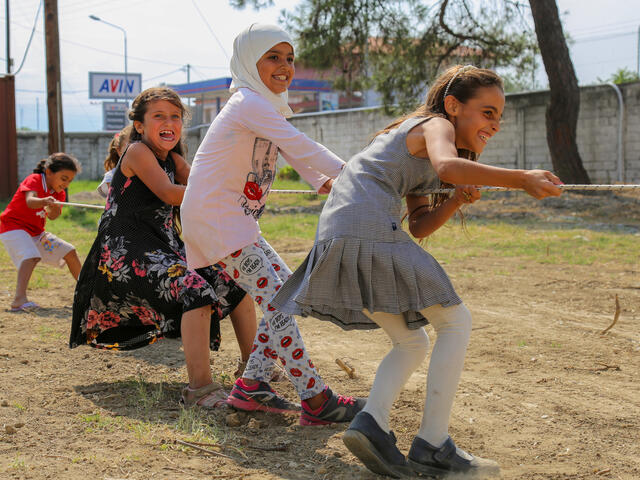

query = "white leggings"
362;303;472;447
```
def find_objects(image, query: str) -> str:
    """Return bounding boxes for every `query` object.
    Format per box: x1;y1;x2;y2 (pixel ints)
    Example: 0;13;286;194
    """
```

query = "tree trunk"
529;0;590;184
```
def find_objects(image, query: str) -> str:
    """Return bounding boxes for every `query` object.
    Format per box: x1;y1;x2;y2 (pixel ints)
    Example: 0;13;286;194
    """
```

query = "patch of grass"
111;376;170;418
425;221;640;266
79;412;124;433
517;340;527;348
8;456;26;470
260;213;319;243
37;325;64;341
175;407;227;444
68;179;100;195
13;403;26;411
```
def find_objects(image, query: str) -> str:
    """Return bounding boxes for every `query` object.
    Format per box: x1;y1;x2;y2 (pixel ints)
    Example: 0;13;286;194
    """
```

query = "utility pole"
44;0;64;153
5;0;11;73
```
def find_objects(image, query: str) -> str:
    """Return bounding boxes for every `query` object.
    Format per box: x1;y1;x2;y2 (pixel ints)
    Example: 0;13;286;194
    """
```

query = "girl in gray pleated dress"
273;65;563;478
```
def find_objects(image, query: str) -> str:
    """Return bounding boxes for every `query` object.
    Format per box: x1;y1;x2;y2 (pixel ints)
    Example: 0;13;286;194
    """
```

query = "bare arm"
419;118;563;199
120;143;185;206
406;185;480;238
173;152;191;185
24;191;62;220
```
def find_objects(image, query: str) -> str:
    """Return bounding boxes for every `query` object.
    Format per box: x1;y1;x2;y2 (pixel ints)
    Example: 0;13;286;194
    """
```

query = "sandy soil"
0;192;638;480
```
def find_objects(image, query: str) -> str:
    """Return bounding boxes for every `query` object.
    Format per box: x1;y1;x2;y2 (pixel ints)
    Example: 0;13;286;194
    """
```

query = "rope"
53;201;104;210
50;184;640;209
271;184;640;195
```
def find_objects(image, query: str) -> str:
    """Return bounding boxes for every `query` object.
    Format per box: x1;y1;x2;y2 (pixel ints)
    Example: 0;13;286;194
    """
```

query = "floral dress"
70;148;246;351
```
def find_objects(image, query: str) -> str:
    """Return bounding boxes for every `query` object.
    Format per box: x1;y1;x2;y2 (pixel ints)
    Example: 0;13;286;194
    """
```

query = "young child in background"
97;125;132;198
0;153;82;312
180;23;365;425
70;87;257;409
273;65;563;477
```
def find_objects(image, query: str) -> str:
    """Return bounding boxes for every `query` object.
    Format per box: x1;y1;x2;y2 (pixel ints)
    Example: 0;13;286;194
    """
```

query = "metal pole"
123;30;128;106
89;16;128;104
6;0;10;73
606;82;624;183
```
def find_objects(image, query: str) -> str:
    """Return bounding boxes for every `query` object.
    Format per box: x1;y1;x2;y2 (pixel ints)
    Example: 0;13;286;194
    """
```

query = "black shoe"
343;412;412;478
408;436;500;478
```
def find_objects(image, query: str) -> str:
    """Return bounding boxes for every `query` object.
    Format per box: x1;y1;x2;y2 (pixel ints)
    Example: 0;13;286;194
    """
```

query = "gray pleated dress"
271;116;461;330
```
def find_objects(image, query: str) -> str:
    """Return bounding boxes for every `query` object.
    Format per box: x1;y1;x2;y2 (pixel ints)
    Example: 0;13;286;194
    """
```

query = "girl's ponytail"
33;152;81;175
33;158;48;174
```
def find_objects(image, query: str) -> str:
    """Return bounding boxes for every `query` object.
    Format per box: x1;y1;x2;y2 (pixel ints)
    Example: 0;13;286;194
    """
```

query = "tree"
281;0;538;112
529;0;590;183
598;67;640;85
231;0;591;183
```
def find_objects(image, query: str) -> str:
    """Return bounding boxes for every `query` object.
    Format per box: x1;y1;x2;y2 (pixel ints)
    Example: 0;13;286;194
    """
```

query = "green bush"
277;165;300;181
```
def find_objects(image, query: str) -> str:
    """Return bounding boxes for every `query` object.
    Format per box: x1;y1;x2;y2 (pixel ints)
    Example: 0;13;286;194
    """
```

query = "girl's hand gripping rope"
453;185;481;206
521;170;563;199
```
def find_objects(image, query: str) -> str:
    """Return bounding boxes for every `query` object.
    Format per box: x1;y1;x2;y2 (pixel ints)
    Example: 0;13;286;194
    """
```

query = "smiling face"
256;42;295;94
133;99;183;158
45;168;76;193
445;85;505;154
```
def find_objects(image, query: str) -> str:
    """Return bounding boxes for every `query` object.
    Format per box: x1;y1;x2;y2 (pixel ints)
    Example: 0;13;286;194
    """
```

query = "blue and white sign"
89;72;142;100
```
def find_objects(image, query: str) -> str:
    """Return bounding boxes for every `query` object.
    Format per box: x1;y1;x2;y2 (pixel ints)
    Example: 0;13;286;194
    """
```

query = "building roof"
170;77;332;98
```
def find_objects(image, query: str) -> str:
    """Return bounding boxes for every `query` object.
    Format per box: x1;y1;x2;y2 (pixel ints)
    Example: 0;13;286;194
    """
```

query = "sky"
2;0;640;132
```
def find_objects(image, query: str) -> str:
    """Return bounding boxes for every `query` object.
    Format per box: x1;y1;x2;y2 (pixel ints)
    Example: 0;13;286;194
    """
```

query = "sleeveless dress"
272;117;461;330
70;148;246;350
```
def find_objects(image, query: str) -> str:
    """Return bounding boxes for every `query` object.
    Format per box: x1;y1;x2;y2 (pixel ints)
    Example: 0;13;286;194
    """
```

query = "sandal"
180;381;229;409
9;301;41;313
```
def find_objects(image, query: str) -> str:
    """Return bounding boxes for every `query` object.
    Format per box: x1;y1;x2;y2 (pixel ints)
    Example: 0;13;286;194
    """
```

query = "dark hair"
376;65;503;137
104;125;132;172
33;152;82;175
128;87;189;156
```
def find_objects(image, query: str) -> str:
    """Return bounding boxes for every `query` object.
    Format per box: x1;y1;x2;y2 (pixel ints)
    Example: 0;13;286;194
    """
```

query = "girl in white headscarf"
180;24;365;426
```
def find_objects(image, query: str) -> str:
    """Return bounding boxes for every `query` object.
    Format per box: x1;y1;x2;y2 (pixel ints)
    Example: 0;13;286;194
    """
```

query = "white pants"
362;302;472;447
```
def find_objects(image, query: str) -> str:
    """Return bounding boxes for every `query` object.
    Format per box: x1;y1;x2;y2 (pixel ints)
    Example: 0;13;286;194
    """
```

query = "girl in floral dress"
70;87;256;408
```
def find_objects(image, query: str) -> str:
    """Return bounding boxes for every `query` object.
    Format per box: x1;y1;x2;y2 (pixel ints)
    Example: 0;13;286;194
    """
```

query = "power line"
571;30;636;44
6;15;228;70
190;0;230;61
14;0;42;75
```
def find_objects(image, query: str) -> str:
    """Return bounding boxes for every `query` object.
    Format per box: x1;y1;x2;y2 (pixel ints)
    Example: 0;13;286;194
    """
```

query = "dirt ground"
0;192;638;480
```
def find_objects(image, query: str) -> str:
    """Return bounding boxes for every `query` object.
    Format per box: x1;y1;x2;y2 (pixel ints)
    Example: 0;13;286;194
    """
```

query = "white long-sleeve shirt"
181;88;345;269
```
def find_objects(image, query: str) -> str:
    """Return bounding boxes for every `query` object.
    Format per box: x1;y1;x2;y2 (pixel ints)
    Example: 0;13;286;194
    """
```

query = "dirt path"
1;194;639;480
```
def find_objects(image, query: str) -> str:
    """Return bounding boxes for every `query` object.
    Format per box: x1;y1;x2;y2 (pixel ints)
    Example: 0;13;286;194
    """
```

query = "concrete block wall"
15;81;640;185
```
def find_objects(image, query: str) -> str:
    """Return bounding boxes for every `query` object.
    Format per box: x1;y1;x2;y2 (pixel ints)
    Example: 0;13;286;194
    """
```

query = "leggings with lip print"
216;236;324;401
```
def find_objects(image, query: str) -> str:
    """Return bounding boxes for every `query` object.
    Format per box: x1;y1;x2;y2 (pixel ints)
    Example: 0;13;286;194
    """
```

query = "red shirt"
0;173;66;236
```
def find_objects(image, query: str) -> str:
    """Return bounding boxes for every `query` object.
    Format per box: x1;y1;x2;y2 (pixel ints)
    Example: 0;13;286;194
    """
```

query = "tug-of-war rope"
53;184;640;210
272;184;640;195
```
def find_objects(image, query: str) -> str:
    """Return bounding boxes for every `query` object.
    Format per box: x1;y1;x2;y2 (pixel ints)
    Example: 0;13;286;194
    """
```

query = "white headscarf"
229;23;294;118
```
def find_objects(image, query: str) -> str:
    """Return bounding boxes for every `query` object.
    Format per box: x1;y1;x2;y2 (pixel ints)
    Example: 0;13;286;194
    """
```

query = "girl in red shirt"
0;153;82;312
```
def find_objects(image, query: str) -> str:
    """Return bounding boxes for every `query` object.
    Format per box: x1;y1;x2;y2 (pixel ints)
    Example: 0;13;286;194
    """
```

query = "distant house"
170;65;370;124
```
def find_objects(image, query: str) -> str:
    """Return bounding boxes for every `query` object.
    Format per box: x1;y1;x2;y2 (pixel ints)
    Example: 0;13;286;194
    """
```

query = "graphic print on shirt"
238;138;277;220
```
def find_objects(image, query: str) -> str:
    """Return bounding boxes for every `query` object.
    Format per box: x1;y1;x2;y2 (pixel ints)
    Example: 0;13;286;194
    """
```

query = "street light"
89;15;129;105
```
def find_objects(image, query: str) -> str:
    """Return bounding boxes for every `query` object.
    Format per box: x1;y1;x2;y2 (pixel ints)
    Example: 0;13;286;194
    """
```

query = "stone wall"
16;81;640;184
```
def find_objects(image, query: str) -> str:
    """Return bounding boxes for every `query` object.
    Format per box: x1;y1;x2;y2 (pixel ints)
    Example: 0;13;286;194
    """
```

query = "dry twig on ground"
601;295;621;335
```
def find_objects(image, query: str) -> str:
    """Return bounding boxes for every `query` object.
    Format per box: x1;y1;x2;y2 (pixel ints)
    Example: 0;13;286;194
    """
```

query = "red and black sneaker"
300;387;366;426
227;378;300;414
